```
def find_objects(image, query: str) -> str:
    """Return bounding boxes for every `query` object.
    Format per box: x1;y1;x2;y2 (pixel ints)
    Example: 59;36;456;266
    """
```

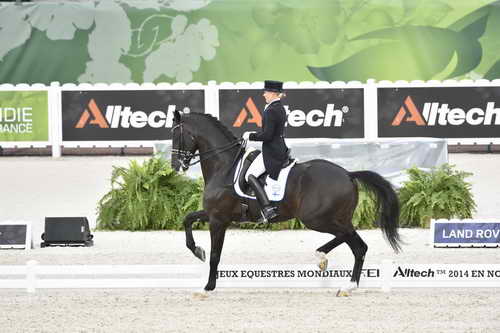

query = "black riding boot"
247;175;279;223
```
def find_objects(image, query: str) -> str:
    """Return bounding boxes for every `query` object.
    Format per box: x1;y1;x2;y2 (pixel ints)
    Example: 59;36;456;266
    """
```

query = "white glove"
242;131;255;141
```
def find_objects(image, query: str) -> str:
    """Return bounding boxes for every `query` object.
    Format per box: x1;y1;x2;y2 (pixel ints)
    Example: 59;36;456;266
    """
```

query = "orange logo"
391;96;426;126
233;97;262;127
75;99;109;128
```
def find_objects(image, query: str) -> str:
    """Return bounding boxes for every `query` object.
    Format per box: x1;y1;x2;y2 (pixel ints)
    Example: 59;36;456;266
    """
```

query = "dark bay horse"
171;110;401;296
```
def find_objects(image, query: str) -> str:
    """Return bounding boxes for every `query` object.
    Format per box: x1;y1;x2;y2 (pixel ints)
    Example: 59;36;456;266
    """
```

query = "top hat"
264;80;283;92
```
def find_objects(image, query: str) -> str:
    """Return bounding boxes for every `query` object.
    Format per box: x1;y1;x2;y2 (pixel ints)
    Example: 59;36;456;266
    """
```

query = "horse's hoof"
315;251;328;271
194;246;206;262
336;289;351;297
318;258;328;271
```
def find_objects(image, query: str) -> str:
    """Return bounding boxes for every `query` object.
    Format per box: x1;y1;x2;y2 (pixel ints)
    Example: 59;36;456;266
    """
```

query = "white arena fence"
1;261;499;293
2;79;500;157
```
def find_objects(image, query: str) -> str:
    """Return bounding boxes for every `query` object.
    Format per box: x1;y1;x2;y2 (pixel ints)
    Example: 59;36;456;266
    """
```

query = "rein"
171;122;244;169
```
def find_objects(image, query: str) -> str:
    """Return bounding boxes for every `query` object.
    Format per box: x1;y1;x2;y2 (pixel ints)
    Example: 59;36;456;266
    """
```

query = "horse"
171;110;401;296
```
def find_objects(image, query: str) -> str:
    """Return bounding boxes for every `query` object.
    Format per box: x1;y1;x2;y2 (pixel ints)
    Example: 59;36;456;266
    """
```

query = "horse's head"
171;110;198;172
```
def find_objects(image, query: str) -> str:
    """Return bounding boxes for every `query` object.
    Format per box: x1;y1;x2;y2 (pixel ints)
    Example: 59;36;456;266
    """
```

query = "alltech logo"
232;97;346;128
75;99;176;129
233;98;262;127
392;96;500;126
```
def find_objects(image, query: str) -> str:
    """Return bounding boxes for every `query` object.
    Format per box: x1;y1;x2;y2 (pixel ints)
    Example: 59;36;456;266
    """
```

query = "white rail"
1;261;499;292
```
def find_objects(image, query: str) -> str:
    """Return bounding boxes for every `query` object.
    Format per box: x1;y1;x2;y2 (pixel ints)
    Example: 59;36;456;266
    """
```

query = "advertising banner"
214;264;380;288
389;264;500;287
378;87;500;138
432;220;500;247
61;90;204;141
0;91;49;142
219;88;364;138
213;263;500;288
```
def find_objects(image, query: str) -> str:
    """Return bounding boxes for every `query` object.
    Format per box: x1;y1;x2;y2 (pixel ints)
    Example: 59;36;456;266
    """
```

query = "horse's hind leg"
184;210;208;261
315;233;349;271
337;231;368;296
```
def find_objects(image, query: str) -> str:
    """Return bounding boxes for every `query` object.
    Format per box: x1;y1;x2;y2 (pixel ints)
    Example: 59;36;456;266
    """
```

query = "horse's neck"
196;133;238;183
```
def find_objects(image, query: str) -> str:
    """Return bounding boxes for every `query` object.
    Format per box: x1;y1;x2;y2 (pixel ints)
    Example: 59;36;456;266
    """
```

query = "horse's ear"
174;110;181;123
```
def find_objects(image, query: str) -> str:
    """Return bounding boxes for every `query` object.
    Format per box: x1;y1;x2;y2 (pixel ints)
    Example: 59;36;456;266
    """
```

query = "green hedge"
96;156;203;231
398;164;476;228
96;157;476;230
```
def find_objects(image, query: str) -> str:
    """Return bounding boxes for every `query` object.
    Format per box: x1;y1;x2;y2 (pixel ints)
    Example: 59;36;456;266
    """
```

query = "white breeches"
245;153;266;181
245;153;280;188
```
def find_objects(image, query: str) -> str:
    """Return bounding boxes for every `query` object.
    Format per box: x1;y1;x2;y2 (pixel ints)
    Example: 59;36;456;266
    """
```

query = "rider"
242;80;290;222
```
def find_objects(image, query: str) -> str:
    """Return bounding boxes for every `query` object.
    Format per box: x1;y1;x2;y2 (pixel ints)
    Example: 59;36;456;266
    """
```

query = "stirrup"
260;206;278;223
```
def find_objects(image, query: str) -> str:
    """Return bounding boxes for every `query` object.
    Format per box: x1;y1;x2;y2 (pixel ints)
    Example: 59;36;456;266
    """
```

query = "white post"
381;259;393;292
50;81;62;158
207;80;219;119
26;260;38;293
364;78;378;140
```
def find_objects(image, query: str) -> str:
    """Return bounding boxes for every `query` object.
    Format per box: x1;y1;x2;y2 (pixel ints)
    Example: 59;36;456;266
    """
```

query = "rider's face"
263;91;279;104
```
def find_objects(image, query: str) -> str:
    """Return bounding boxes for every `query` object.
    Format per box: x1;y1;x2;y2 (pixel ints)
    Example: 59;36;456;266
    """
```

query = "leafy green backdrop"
1;0;500;84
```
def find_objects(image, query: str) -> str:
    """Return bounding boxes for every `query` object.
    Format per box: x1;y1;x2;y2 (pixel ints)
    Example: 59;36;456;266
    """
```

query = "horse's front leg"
205;215;230;291
184;210;209;261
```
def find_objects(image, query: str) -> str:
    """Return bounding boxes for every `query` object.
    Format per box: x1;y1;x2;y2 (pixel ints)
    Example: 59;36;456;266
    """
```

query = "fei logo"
391;96;500;126
232;97;346;128
75;99;176;129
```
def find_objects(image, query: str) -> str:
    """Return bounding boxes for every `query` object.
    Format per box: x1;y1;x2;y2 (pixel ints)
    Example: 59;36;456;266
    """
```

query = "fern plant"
97;156;203;231
398;164;476;227
352;184;379;229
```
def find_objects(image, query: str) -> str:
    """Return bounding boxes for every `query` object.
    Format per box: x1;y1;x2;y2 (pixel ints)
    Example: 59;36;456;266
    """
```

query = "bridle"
171;122;243;170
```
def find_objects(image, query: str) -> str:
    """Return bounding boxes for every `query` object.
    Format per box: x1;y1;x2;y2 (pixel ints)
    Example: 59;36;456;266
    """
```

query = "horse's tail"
349;171;402;253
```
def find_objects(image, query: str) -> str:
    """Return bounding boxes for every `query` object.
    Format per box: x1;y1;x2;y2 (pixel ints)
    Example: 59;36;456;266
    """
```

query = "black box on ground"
41;217;93;247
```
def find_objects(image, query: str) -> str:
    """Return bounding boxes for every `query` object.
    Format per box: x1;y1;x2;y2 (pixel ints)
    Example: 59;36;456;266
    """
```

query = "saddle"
235;148;295;198
238;149;261;196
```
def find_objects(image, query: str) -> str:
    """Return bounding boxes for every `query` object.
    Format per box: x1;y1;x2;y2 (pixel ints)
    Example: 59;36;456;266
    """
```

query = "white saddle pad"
233;148;297;201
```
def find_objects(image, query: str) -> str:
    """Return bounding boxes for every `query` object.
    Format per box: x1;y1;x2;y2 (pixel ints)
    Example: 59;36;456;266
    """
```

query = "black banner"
378;87;500;138
62;90;204;141
219;88;364;138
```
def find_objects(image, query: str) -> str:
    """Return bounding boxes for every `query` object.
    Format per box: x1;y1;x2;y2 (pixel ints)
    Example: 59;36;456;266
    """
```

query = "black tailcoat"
249;100;289;180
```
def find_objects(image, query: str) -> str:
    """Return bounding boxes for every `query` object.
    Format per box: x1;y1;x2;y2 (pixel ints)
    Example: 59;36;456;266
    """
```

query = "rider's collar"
264;98;281;111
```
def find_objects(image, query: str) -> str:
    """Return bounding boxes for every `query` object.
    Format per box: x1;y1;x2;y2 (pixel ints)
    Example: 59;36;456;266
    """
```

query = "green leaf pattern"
0;0;500;83
0;5;32;61
144;17;219;82
78;1;132;83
